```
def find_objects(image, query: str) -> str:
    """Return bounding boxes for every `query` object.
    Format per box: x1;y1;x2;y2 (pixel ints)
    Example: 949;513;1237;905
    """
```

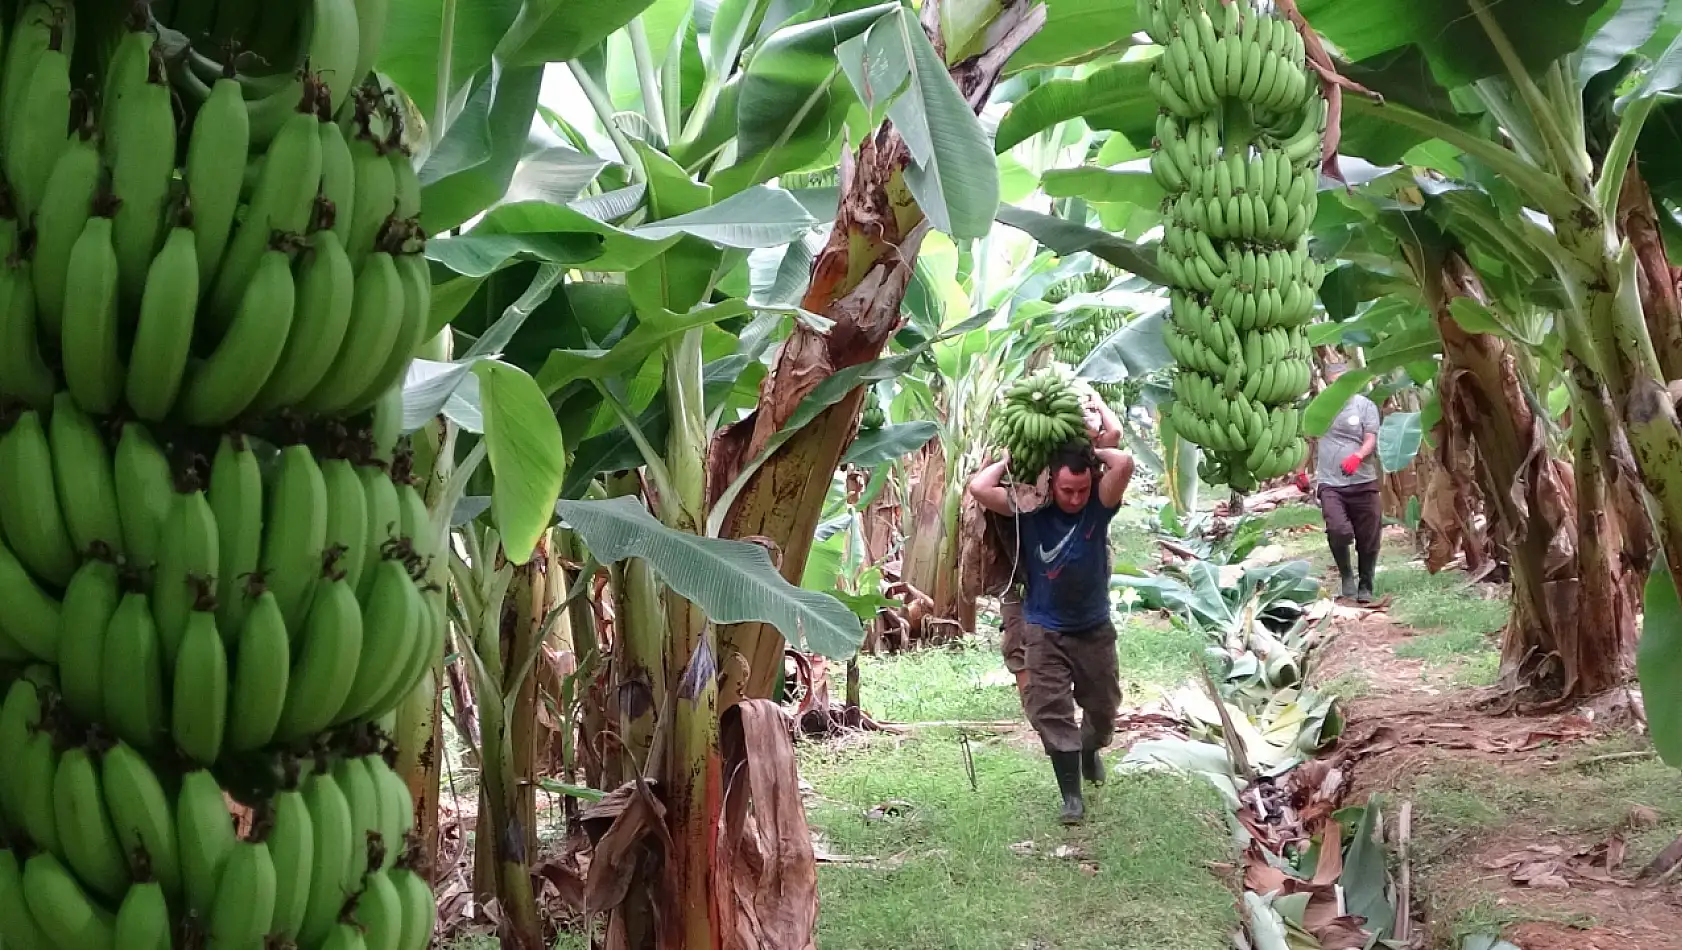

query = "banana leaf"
555;496;865;658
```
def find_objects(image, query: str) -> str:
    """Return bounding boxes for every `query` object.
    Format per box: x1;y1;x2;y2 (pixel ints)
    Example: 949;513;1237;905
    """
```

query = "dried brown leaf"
582;780;667;915
719;699;819;950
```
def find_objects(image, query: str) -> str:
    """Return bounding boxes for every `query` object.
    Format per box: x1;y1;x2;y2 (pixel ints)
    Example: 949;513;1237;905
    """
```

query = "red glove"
1340;453;1363;476
1293;470;1310;491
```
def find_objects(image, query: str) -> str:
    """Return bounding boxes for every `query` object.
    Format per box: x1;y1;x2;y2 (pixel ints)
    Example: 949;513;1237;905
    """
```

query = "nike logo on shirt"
1037;523;1080;564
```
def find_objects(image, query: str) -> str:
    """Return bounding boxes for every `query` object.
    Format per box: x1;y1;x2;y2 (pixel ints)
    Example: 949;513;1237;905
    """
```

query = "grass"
810;613;1239;949
1377;558;1507;686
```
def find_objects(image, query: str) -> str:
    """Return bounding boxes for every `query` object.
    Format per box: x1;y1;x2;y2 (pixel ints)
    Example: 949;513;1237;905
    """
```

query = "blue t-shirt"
1018;494;1117;634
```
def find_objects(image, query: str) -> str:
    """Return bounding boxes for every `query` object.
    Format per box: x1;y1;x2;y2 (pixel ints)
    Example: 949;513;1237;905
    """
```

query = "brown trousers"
1319;481;1382;578
1000;594;1027;674
1021;620;1122;755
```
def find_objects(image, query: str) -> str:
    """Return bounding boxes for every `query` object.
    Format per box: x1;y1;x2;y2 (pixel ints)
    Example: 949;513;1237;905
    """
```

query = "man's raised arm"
968;456;1015;515
1095;447;1133;509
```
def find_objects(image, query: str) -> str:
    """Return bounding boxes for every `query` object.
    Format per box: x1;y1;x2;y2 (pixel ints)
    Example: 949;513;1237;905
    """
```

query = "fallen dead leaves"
1486;835;1636;892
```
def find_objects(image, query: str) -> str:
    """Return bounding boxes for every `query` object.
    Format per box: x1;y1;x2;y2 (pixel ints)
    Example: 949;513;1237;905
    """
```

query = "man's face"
1052;466;1091;514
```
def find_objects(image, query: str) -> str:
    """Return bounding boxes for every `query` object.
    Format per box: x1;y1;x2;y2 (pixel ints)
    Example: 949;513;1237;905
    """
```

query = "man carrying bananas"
968;413;1132;825
987;394;1123;710
1315;363;1383;602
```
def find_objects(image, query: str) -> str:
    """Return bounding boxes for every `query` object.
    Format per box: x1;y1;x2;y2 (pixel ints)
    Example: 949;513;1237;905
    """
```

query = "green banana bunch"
1146;0;1326;491
860;402;886;431
989;367;1091;481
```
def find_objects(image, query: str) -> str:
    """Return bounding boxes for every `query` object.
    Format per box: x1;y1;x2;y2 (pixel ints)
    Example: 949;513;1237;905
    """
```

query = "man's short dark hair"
1050;444;1095;476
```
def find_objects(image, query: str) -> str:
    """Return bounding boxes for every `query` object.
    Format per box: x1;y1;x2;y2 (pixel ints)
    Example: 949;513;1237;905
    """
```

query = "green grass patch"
815;546;1238;949
1315;670;1374;700
1408;738;1682;868
1256;504;1323;533
1392;627;1490;662
854;641;1023;723
1381;565;1508;639
803;733;1238;950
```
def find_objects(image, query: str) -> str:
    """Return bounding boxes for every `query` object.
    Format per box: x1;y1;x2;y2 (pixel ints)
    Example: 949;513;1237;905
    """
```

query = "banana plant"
391;0;1050;946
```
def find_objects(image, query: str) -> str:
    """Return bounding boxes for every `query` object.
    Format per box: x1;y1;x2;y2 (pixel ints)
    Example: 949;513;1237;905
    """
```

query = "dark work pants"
1022;621;1122;755
1319;481;1382;583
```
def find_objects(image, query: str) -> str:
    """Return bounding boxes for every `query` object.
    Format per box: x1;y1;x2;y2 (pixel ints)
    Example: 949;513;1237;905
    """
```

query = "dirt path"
1295;521;1682;950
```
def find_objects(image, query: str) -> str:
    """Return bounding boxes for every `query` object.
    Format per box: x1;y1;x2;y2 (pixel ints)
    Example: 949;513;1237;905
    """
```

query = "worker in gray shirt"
1314;363;1382;602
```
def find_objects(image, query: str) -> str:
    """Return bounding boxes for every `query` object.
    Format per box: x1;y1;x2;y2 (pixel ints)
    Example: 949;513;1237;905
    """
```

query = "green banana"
0;258;53;411
99;13;152;143
31;117;99;335
153;488;220;666
176;768;237;919
390;137;420;221
355;869;405;950
262;444;329;631
338;558;420;723
126;218;201;422
21;852;114;950
185;70;250;292
370;383;405;463
322;922;372;950
0;848;54;950
306;246;404;413
209;434;264;635
391;862;438;950
49;391;125;556
179;242;299;427
208;840;277;949
109;48;176;306
114;423;174;568
297;771;355;947
316;469;370;591
351;0;392;96
345;110;396;270
53;746;131;900
207;94;321;327
370;757;415;871
1;3;73;156
59;201;124;414
373;585;438;720
0;678;46;842
320;119;356;244
58;558;120;723
101;740;183;901
269;788;317;941
254;218;354;411
226;586;292;753
6;21;69;219
277;564;364;741
0;412;75;589
172;603;228;766
113;879;170;950
103;590;169;752
360;465;403;597
335;755;381;883
353;246;430;410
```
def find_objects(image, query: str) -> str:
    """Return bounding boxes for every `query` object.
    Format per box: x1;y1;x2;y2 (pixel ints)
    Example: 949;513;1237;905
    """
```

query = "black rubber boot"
1082;747;1106;785
1050;752;1086;825
1328;534;1355;599
1357;547;1378;603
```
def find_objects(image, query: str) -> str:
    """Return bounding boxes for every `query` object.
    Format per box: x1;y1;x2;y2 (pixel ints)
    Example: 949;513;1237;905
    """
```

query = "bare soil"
1313;607;1682;950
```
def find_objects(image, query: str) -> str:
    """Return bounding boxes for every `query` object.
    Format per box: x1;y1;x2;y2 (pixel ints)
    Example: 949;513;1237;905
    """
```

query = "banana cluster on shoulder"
988;366;1092;481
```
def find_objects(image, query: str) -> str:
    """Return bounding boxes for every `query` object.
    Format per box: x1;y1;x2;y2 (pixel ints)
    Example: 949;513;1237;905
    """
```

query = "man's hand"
1085;394;1123;449
1340;453;1363;476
